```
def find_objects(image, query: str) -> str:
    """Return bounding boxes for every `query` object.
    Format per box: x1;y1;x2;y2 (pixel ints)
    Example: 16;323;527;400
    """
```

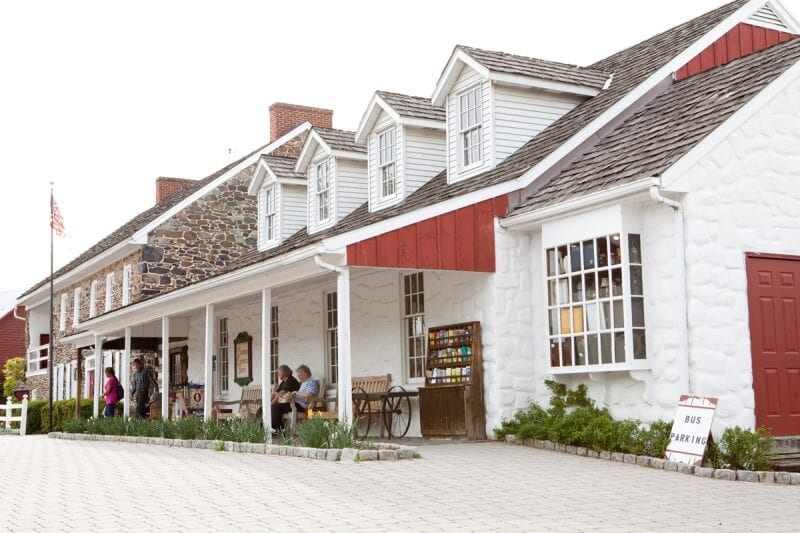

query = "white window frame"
324;290;338;384
315;160;331;223
402;272;426;383
59;293;67;331
217;317;229;397
105;272;114;312
84;355;95;399
263;185;278;244
89;280;98;318
122;264;132;305
458;85;483;169
26;343;48;374
378;128;397;199
270;305;279;386
544;232;647;374
72;287;81;327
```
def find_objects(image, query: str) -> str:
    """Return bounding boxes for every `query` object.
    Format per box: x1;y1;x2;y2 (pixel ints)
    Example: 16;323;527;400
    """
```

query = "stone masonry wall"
139;165;258;297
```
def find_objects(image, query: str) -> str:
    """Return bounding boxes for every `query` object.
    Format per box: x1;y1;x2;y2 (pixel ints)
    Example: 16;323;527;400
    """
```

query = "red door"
746;254;800;436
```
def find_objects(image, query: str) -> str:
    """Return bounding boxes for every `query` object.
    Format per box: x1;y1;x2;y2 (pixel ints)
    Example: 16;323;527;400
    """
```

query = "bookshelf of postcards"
419;321;486;439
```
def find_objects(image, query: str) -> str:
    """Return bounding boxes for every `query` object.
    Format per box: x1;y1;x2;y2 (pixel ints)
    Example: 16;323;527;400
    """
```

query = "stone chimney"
155;177;196;205
269;103;333;142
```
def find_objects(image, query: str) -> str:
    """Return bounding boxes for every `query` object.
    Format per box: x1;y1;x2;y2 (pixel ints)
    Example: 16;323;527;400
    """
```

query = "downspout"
13;306;25;321
649;184;690;394
314;255;343;274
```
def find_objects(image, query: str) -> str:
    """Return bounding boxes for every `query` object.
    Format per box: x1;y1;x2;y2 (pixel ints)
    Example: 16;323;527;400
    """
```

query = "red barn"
0;306;26;376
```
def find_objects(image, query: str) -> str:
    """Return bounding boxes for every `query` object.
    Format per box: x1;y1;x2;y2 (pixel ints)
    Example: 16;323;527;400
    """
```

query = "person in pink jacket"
103;367;121;417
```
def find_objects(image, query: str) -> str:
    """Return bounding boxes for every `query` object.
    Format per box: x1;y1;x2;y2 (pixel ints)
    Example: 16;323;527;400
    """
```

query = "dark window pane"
582;240;595;270
610;234;622;265
614;332;626;363
597;237;609;268
600;333;612;364
570;242;581;272
632;297;645;328
613;299;624;329
550;340;560;367
557;246;568;274
598;270;610;298
575;336;586;366
561;339;573;367
628;234;641;264
611;268;623;297
585;272;596;300
548;280;557;306
587;334;599;365
630;266;643;296
571;274;583;302
633;330;647;359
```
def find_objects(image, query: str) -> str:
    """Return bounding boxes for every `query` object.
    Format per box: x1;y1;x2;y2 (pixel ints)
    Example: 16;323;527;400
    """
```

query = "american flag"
51;198;65;237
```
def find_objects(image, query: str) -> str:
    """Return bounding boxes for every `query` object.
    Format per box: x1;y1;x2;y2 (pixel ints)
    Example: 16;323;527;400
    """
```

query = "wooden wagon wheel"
351;386;372;436
382;386;412;439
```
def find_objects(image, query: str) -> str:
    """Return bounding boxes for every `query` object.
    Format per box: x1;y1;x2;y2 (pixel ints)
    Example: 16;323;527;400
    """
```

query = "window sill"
27;369;47;377
547;360;650;375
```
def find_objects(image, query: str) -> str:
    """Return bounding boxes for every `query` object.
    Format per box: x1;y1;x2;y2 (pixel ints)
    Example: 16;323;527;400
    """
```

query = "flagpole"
48;182;54;432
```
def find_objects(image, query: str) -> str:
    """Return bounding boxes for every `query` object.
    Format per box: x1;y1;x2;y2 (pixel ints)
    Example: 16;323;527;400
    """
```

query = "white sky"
1;0;798;294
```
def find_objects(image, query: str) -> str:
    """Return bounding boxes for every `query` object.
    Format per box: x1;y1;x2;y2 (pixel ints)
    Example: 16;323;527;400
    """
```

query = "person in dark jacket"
130;358;156;418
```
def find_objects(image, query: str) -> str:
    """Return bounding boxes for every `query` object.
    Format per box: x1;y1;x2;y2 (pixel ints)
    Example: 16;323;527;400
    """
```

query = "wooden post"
75;351;82;419
93;335;103;418
20;395;28;436
161;316;170;420
203;304;214;422
337;267;353;423
261;288;272;438
123;326;132;418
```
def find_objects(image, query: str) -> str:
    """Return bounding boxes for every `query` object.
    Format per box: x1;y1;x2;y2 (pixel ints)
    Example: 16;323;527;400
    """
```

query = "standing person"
102;367;120;417
130;358;155;418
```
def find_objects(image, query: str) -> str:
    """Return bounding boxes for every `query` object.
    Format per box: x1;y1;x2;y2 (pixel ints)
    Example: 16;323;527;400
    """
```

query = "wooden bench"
216;386;262;421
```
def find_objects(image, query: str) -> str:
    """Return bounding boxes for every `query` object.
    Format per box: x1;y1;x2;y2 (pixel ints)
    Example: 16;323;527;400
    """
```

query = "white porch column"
93;335;103;418
122;326;131;418
203;304;214;422
161;316;170;420
337;267;353;423
261;288;272;437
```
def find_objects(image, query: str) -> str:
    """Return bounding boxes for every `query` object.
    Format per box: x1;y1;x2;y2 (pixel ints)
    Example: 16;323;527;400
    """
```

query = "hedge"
25;398;105;433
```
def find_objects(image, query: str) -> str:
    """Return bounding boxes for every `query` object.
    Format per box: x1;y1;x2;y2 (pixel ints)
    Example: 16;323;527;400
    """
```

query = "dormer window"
378;129;397;198
264;186;277;242
315;161;331;222
459;86;482;168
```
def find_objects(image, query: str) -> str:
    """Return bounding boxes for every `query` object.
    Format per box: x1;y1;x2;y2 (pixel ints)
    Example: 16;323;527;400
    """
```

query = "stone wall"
139;165;259;297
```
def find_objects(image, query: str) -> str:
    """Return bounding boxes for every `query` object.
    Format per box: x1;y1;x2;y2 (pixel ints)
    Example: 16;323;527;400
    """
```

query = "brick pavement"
0;435;798;532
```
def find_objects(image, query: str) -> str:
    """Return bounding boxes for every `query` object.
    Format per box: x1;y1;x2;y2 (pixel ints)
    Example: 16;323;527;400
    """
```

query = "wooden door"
746;254;800;436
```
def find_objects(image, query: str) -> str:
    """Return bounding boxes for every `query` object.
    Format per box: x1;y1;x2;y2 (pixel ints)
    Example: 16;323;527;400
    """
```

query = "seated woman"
270;364;319;431
271;364;300;405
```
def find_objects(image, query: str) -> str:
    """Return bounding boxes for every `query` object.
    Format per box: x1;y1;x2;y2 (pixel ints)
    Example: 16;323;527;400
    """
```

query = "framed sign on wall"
233;331;253;386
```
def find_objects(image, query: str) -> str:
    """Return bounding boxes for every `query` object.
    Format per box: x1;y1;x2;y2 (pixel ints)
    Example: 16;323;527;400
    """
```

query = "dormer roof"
295;127;366;172
247;155;306;194
431;44;611;105
355;91;446;142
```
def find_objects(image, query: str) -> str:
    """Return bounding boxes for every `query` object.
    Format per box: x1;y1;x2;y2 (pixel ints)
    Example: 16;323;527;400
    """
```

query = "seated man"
270;364;319;431
270;364;300;405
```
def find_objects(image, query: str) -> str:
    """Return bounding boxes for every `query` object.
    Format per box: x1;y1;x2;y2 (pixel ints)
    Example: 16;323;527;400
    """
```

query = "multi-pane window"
59;293;67;331
263;186;277;242
459;86;482;167
315;161;331;222
217;317;229;395
105;273;114;312
122;264;132;305
89;280;98;318
73;287;81;327
403;272;426;380
324;291;338;384
545;233;646;369
270;305;279;386
378;128;396;198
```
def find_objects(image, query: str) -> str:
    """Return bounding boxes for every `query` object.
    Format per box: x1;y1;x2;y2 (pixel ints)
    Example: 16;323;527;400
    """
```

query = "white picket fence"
1;395;28;436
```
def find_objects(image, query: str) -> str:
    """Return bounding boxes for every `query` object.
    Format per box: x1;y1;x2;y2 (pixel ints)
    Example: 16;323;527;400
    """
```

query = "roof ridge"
456;43;609;73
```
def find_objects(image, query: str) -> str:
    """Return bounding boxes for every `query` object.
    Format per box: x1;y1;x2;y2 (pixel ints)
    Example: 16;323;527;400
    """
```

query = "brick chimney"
269;103;333;142
155;177;196;205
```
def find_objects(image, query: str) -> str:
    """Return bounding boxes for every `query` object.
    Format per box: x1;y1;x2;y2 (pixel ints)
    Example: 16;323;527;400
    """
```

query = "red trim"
675;23;796;81
346;194;508;273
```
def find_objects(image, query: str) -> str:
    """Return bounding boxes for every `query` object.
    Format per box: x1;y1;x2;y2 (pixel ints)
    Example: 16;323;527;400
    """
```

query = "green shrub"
201;420;227;441
717;426;775;471
63;418;87;433
224;418;266;443
2;357;25;398
175;417;203;440
296;416;330;448
637;420;673;458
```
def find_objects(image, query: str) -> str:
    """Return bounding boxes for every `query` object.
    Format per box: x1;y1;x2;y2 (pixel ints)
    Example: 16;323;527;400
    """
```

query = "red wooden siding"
675;23;795;81
347;195;509;273
0;307;27;372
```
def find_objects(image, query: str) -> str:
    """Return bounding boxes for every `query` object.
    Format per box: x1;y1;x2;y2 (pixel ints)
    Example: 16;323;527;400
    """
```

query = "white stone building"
20;0;800;439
